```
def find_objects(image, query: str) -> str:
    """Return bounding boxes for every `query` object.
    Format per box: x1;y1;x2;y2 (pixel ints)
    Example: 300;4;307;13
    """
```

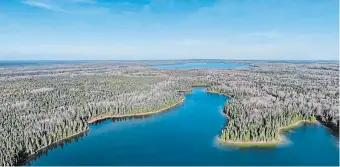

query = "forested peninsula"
0;61;338;165
206;62;338;145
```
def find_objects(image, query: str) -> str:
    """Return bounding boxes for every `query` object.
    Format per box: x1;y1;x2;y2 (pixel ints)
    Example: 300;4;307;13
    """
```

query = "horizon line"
0;59;339;61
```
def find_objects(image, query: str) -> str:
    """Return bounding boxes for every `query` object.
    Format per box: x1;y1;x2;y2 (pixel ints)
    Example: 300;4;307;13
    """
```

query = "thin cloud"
21;0;108;14
22;0;65;12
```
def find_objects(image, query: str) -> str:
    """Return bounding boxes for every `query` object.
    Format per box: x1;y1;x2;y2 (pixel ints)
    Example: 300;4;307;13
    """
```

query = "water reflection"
24;131;88;166
26;113;163;165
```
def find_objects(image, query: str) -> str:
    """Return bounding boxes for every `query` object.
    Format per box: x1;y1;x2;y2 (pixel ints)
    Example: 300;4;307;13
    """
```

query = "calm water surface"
28;88;339;166
153;63;249;69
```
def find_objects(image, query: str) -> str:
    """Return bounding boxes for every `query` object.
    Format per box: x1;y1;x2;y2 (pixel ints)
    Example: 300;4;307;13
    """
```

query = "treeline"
221;98;316;142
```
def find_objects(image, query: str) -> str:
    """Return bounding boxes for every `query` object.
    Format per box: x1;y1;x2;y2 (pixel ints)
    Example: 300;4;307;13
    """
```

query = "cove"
27;88;339;166
152;63;249;69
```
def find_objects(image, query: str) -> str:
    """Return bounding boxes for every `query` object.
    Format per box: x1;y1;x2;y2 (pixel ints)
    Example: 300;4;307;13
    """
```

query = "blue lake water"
152;63;249;69
27;88;339;166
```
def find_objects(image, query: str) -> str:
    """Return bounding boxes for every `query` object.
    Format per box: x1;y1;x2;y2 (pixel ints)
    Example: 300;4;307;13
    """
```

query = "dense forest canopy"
0;61;338;165
206;63;339;142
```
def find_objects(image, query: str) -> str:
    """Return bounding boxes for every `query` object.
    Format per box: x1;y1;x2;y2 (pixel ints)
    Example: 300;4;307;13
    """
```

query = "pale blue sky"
0;0;338;60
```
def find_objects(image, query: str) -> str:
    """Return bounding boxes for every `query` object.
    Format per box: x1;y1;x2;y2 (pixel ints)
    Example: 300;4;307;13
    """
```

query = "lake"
27;87;339;166
152;63;249;69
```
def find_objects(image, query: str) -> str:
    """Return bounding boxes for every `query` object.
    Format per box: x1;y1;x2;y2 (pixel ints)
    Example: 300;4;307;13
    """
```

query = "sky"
0;0;338;60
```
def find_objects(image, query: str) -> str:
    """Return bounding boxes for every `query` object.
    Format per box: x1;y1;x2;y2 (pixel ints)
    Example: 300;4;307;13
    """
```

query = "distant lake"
27;88;339;166
152;63;249;69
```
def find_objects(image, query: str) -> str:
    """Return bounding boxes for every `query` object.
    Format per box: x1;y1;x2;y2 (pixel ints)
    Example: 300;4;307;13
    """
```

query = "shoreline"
22;128;89;165
21;97;187;165
20;87;334;164
88;98;185;124
205;89;320;147
218;119;318;147
205;90;221;94
177;89;192;93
